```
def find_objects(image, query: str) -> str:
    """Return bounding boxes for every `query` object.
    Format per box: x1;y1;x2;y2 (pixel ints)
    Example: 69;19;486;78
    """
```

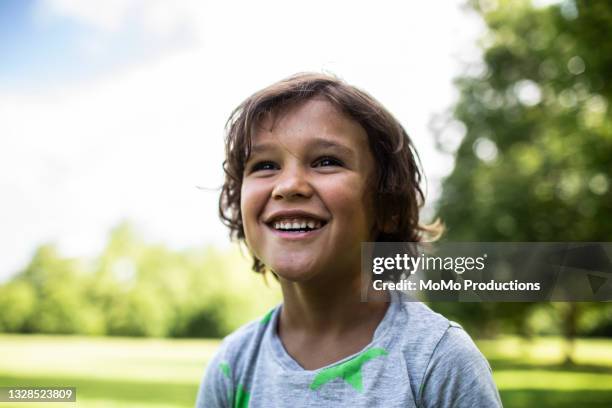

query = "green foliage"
0;222;280;338
0;280;36;332
438;0;612;241
432;0;612;337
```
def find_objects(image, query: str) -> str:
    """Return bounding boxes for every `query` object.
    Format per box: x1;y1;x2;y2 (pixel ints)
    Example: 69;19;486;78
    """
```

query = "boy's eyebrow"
311;138;355;157
249;143;276;155
250;138;356;157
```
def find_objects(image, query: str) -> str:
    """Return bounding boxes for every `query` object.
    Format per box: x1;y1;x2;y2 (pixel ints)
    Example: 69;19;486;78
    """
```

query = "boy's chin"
269;262;322;284
273;269;315;284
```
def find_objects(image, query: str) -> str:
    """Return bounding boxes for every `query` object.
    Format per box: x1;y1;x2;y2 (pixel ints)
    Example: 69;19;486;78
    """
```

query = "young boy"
196;73;502;407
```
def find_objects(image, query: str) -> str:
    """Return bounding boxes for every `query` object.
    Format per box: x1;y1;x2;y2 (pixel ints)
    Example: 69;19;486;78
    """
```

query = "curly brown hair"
219;72;443;274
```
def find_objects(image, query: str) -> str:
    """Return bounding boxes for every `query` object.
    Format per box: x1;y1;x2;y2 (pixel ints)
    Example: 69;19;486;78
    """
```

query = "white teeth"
271;218;324;231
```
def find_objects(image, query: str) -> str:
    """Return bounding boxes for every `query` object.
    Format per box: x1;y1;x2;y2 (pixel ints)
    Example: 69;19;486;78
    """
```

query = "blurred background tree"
0;222;280;338
431;0;612;359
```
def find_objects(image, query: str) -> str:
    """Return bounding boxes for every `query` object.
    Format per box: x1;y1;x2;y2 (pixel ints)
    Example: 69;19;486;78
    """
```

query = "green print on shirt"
220;362;231;379
233;384;250;408
219;362;251;408
309;347;389;392
261;309;274;325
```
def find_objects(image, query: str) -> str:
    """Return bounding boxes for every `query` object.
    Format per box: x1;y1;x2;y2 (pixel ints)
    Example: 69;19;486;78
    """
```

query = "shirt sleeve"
418;324;502;408
195;342;232;408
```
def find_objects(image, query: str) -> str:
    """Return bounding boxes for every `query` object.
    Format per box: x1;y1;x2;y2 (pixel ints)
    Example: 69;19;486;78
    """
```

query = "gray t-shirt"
195;292;502;407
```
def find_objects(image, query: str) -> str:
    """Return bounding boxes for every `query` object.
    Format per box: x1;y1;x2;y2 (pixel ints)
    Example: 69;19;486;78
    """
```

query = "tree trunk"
563;302;578;366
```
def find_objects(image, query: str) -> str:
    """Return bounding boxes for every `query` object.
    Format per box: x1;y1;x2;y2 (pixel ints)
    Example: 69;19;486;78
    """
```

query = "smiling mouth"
267;218;328;233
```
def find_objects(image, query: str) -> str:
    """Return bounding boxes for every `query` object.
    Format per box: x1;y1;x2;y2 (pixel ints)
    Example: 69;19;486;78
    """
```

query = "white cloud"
39;0;205;37
38;0;134;32
0;0;485;279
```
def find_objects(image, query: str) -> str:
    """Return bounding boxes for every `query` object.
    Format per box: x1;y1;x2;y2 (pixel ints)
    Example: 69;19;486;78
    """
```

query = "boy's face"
241;98;376;283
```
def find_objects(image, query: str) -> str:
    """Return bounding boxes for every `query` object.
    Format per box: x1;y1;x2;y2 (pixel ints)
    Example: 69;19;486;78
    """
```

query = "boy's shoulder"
392;297;479;367
391;298;499;406
195;307;279;408
214;305;278;366
391;295;454;346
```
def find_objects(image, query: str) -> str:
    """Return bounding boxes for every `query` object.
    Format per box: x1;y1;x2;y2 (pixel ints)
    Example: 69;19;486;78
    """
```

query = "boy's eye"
250;161;278;172
314;156;342;167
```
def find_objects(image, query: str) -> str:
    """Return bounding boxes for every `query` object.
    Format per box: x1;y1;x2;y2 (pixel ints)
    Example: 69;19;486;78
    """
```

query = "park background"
1;0;611;407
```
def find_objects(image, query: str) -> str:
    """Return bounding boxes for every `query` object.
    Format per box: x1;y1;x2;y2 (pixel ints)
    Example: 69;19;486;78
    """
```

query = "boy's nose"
272;167;314;200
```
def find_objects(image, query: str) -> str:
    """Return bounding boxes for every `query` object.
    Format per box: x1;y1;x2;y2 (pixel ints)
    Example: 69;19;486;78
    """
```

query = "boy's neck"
278;271;389;335
277;272;389;370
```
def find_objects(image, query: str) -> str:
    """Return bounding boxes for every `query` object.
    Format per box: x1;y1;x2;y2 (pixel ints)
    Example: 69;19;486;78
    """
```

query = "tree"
0;222;280;338
432;0;612;355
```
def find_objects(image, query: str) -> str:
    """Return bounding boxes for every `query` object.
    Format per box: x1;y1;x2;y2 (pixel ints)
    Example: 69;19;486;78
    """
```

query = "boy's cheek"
240;217;261;259
239;194;268;250
240;183;267;220
324;180;370;211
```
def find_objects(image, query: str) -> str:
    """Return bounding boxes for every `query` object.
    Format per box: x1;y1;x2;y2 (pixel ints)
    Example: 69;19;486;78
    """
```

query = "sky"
0;0;487;281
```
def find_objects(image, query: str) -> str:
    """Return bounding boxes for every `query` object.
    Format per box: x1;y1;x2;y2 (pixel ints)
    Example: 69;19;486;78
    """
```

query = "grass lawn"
479;336;612;407
0;334;611;407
